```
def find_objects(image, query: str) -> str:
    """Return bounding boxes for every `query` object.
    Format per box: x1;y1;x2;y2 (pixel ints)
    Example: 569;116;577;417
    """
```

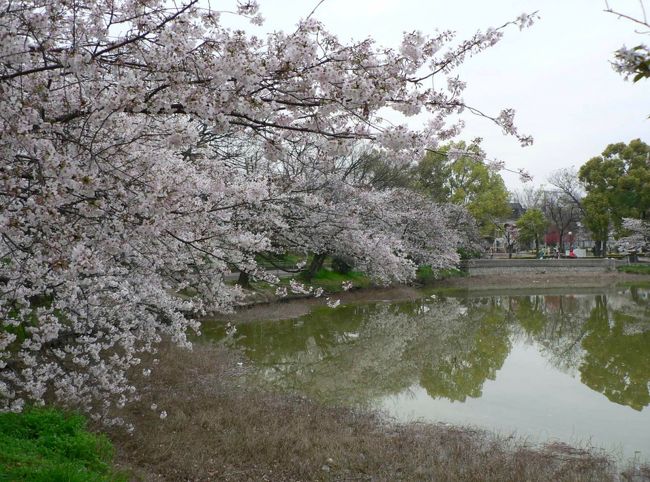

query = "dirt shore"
110;342;649;482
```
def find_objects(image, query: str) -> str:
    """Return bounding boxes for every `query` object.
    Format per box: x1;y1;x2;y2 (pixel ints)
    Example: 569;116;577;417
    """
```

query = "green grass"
0;408;125;481
617;263;650;274
300;268;373;292
245;268;372;300
250;264;466;296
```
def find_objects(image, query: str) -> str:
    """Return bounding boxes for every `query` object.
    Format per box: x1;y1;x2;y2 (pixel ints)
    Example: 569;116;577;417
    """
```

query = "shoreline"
218;271;650;323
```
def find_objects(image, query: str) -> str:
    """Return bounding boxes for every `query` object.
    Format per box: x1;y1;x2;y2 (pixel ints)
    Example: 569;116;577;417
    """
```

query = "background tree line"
513;139;650;257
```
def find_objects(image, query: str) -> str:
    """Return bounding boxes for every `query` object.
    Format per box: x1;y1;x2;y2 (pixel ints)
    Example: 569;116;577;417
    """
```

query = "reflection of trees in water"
419;304;510;402
508;290;650;411
579;295;650;411
226;287;650;409
513;294;593;374
233;298;509;405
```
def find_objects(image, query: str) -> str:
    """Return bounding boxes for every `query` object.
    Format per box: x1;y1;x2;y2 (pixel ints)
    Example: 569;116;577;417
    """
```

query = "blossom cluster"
616;218;650;252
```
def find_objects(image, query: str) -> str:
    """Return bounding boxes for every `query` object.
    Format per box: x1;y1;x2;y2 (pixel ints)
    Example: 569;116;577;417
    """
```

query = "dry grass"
106;342;634;482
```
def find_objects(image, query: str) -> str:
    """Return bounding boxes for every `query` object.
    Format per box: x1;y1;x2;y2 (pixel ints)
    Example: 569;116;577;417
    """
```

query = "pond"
205;286;650;463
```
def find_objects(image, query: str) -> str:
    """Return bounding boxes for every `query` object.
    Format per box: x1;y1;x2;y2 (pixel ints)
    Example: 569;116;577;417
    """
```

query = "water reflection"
206;286;650;459
214;289;650;412
580;295;650;411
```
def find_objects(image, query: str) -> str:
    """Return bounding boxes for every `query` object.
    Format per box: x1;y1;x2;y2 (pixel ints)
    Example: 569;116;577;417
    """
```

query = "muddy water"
203;285;650;463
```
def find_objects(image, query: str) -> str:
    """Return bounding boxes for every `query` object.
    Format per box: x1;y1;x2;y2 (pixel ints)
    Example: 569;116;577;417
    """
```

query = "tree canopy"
516;208;547;255
415;142;511;237
578;139;650;254
579;139;650;219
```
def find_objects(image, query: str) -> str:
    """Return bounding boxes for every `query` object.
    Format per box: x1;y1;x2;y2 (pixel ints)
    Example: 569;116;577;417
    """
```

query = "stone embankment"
461;258;626;276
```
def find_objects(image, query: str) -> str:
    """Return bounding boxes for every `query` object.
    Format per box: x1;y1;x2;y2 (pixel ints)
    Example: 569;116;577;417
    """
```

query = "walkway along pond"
204;284;650;465
461;258;626;276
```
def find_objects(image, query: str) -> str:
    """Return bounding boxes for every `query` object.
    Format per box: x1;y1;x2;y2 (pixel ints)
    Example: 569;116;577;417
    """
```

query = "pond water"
205;286;650;463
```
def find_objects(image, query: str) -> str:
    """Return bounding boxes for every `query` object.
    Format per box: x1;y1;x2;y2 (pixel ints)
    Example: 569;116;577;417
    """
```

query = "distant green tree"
582;193;612;256
347;151;416;190
517;208;547;256
578;139;650;255
416;142;511;237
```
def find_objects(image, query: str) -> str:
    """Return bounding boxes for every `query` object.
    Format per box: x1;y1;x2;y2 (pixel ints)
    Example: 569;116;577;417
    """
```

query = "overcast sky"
244;0;649;191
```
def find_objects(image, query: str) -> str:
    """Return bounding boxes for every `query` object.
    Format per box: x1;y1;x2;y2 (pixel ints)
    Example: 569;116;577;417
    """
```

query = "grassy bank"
106;342;644;482
239;265;464;306
0;408;124;481
618;263;650;275
300;268;373;291
300;265;466;290
415;265;465;284
295;265;465;290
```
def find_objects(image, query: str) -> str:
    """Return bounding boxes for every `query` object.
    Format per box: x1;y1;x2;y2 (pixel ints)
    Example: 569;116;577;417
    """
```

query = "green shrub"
457;247;483;260
0;408;125;481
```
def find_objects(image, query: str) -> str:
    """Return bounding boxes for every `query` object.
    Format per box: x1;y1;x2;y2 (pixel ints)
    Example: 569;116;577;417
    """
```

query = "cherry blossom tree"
0;0;535;420
617;218;650;252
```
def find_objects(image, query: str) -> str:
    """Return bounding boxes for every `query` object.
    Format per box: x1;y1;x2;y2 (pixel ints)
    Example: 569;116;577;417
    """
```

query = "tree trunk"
534;238;539;257
236;270;251;289
303;253;327;281
594;240;602;257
